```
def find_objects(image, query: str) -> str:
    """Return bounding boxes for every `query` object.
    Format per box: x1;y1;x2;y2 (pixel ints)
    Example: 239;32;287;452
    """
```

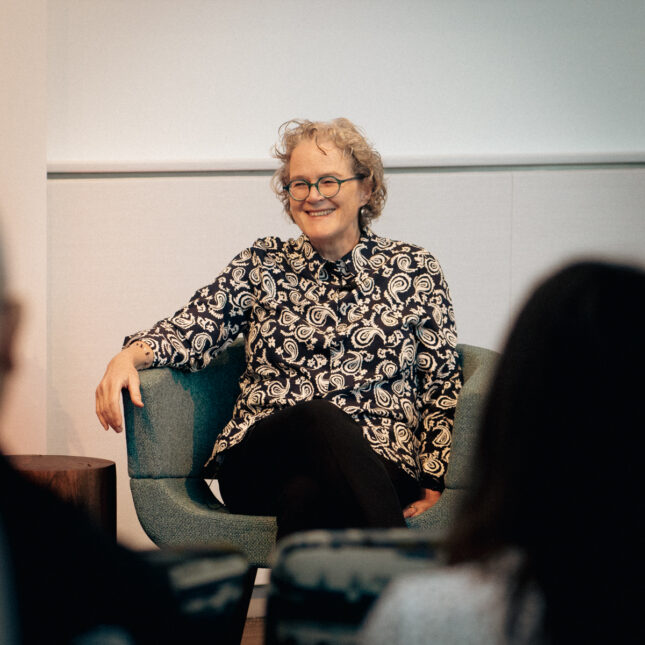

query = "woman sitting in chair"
360;260;645;643
95;118;462;539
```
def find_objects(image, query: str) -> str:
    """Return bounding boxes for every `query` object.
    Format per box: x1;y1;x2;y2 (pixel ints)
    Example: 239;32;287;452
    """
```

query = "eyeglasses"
284;175;365;201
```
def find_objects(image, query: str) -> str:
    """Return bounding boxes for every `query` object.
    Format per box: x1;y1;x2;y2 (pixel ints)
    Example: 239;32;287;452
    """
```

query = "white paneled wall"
48;166;645;547
510;169;645;306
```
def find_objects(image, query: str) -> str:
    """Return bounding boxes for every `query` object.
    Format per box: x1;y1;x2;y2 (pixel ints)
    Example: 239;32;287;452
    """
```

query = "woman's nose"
305;184;325;202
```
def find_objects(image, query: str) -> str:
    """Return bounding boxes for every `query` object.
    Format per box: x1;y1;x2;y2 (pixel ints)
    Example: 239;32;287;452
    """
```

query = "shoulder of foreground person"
359;559;542;645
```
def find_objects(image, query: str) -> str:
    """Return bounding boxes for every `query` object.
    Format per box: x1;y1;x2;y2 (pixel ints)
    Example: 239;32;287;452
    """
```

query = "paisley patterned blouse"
125;228;462;490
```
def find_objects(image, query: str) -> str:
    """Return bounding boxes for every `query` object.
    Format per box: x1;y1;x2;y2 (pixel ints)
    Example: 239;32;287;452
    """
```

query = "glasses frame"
283;174;365;201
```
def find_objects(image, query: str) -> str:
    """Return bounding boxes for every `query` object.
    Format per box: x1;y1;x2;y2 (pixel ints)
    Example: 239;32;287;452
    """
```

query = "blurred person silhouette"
0;230;250;644
361;260;645;644
0;229;184;643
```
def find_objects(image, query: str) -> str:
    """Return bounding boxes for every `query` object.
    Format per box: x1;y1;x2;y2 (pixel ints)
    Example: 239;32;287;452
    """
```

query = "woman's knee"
290;399;362;443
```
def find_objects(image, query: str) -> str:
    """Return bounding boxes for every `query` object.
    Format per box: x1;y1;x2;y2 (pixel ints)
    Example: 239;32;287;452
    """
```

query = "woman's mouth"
306;208;335;217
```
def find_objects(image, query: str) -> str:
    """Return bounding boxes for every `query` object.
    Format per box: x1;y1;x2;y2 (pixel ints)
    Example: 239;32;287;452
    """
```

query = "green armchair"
123;340;497;569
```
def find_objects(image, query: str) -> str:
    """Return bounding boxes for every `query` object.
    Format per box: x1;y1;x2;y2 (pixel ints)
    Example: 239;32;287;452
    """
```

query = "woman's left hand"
403;488;441;518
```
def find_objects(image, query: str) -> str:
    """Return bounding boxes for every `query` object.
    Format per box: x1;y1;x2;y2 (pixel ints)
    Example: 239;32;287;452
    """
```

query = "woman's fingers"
95;344;153;432
95;381;123;432
403;490;442;518
127;372;144;408
95;399;109;431
95;353;144;432
403;506;416;519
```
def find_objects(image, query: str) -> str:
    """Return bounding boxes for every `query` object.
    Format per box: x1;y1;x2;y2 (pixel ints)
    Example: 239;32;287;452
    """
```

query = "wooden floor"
241;617;265;645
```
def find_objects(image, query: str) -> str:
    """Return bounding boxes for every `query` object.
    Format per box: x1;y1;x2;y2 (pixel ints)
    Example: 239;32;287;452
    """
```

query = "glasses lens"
318;176;341;198
288;180;309;200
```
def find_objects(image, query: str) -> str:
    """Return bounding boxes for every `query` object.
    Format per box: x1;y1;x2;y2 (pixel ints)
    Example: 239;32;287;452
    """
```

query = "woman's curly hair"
271;118;387;228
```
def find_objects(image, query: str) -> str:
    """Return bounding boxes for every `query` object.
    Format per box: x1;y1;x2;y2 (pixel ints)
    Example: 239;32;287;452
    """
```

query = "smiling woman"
272;118;387;229
285;139;368;260
95;117;462;540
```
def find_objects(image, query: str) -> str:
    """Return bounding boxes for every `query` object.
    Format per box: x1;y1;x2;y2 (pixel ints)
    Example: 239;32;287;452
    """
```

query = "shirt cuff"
419;474;445;493
122;334;161;367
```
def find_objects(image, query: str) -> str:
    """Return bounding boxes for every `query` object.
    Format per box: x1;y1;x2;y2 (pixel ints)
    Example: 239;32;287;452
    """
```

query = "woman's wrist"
123;339;155;370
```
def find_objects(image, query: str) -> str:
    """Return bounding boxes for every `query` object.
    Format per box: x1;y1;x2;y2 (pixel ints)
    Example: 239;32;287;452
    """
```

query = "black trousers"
218;399;420;539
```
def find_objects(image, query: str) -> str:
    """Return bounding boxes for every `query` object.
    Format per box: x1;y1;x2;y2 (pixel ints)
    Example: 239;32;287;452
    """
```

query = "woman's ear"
360;178;373;206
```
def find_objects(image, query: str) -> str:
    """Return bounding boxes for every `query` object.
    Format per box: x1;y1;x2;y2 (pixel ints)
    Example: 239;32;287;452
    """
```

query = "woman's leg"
218;400;418;539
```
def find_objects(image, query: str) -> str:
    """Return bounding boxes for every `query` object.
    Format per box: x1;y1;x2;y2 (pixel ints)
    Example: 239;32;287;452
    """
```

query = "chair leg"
230;566;258;645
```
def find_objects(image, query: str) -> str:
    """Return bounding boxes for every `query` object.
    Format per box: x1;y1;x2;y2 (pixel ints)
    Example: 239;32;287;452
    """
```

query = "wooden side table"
8;455;116;538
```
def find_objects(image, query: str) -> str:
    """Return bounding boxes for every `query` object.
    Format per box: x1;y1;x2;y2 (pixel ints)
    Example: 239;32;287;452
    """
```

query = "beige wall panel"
509;168;645;328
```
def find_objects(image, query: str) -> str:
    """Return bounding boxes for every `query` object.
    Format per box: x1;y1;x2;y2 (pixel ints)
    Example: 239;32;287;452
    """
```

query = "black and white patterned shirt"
125;228;462;490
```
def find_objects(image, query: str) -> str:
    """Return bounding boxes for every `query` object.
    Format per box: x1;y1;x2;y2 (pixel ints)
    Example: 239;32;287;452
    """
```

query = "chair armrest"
142;546;253;643
75;547;253;645
123;339;245;479
449;344;498;490
266;528;443;645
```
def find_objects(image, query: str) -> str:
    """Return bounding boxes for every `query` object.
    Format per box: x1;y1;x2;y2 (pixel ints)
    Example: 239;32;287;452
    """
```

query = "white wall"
48;0;645;167
0;1;48;454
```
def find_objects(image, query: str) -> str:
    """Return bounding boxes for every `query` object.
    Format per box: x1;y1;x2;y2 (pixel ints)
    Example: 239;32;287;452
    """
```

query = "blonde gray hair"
271;118;387;228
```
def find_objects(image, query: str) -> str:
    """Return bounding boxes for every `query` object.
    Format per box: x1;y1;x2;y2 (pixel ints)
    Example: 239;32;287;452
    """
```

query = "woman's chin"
299;219;334;242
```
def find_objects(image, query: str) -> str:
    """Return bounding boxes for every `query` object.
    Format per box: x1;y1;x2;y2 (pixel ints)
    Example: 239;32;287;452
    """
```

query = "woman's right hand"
95;341;154;433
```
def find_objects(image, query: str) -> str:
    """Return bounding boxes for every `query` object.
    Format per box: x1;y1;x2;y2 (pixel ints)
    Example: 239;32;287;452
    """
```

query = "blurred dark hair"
446;260;645;642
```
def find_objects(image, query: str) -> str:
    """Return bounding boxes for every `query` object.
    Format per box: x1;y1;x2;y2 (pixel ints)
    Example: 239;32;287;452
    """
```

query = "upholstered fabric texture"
124;342;497;568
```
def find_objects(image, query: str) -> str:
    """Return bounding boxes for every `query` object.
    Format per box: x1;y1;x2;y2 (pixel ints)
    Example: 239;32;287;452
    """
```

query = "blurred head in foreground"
0;238;19;411
448;259;645;642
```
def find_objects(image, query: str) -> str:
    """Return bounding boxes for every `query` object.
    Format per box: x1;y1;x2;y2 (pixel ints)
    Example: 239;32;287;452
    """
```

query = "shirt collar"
289;228;379;282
